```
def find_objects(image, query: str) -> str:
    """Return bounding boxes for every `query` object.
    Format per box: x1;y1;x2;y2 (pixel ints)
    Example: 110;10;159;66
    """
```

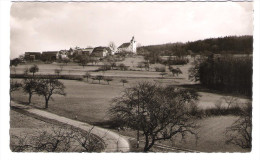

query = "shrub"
155;66;166;72
161;57;189;65
120;79;128;86
118;63;128;71
104;77;113;85
98;64;111;71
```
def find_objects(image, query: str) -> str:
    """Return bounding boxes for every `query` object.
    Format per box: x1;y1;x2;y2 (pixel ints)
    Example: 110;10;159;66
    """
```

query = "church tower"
130;36;136;53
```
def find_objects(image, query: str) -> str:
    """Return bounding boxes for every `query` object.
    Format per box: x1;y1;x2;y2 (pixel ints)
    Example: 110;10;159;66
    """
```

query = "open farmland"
12;76;250;124
10;55;252;152
10;63;99;76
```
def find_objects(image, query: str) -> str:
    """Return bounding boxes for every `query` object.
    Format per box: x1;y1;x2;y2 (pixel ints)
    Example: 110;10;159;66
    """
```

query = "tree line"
189;54;252;97
137;35;253;56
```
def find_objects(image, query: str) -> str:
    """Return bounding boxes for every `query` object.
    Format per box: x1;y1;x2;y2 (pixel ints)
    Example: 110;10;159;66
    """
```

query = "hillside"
138;35;253;56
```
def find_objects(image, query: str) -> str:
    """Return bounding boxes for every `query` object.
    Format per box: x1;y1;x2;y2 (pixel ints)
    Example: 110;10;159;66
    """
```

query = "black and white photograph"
1;0;260;159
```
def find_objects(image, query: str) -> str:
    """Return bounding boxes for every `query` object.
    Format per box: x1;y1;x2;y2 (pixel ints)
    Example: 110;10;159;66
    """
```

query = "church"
117;36;137;54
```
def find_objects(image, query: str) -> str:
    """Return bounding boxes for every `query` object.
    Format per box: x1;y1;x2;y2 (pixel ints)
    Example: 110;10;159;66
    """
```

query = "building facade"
117;36;136;54
41;51;59;61
91;47;109;57
24;52;41;61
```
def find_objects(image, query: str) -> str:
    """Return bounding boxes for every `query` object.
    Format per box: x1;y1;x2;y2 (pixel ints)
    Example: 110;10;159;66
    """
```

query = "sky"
10;2;253;59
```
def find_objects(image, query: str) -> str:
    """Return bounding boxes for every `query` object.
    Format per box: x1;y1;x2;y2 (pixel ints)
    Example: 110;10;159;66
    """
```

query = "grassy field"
10;56;192;80
10;108;248;152
12;77;250;124
10;109;62;149
106;116;248;152
10;56;251;152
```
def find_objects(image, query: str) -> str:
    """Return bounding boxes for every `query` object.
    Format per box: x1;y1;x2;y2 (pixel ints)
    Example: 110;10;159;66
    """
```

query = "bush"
118;63;128;71
155;66;166;72
161;57;189;65
98;64;111;71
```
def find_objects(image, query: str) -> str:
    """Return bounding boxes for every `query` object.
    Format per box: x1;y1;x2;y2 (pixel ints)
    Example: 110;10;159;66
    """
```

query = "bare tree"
160;72;167;78
76;55;89;68
31;126;73;152
22;77;39;104
84;72;91;82
36;78;66;108
29;64;39;76
24;68;29;75
10;126;104;152
170;67;182;77
131;60;134;67
72;127;103;152
96;75;103;84
225;102;252;149
110;82;199;152
104;77;113;85
62;58;70;65
110;62;117;70
120;79;128;86
54;69;62;76
10;79;22;95
10;134;34;152
137;62;144;71
222;96;238;109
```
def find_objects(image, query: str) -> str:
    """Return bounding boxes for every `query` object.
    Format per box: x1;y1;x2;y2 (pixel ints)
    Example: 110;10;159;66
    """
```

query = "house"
24;52;41;61
57;50;69;60
71;47;94;57
41;51;59;61
91;47;109;57
117;36;137;54
82;48;94;56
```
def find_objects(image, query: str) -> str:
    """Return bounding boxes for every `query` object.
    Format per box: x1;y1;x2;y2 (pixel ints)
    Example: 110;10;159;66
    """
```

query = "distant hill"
138;35;253;56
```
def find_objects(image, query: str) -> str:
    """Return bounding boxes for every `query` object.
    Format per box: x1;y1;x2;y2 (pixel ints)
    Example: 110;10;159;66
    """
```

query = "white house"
91;47;110;57
117;36;137;54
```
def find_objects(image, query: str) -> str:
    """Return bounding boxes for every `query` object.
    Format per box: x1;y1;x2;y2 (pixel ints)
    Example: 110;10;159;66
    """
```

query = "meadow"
10;55;251;152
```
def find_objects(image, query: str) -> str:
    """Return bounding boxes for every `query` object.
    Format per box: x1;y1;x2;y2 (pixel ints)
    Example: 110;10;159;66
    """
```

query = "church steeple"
131;36;135;43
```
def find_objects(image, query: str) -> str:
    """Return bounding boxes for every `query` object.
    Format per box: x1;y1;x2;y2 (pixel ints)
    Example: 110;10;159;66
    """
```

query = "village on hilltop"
22;36;137;62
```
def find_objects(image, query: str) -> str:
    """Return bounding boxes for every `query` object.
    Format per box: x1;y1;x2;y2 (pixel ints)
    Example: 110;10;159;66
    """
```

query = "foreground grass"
111;116;249;152
10;109;105;152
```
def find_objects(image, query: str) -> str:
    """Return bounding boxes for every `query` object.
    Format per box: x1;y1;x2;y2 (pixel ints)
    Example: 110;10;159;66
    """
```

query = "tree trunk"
28;93;32;104
143;134;156;152
45;98;49;108
144;134;150;152
145;139;155;152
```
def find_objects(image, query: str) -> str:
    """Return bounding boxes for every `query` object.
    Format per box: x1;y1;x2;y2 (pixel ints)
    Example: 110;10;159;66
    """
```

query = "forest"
138;35;253;56
189;54;252;97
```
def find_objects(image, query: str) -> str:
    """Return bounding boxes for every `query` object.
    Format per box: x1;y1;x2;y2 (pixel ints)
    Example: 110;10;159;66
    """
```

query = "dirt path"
10;101;130;152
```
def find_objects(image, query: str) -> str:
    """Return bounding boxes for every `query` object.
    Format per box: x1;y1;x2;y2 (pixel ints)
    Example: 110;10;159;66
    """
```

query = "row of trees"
84;72;128;86
189;54;252;97
10;65;66;108
137;35;253;57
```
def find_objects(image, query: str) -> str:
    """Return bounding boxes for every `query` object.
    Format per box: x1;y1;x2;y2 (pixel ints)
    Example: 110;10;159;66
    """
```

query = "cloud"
10;2;253;59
